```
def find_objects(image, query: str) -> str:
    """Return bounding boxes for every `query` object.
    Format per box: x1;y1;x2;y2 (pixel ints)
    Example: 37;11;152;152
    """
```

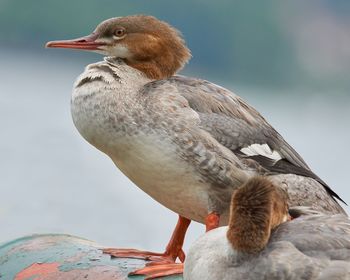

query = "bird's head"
46;15;191;80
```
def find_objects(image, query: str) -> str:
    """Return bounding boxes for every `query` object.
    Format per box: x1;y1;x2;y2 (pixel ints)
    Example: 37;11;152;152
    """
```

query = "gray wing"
142;75;345;204
271;213;350;262
259;214;350;280
170;76;309;168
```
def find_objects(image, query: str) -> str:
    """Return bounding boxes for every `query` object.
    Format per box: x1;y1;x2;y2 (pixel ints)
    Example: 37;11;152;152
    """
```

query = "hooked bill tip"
45;41;55;48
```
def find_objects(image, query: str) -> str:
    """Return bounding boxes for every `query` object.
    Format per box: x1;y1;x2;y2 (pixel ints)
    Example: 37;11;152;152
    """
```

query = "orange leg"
103;213;220;279
127;212;221;279
205;212;220;232
103;215;190;264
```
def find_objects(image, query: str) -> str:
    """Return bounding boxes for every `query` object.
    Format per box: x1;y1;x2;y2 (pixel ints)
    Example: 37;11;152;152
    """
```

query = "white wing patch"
240;143;282;162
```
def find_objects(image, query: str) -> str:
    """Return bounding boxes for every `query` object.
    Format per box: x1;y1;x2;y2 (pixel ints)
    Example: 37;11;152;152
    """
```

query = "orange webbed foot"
102;248;180;263
129;263;183;280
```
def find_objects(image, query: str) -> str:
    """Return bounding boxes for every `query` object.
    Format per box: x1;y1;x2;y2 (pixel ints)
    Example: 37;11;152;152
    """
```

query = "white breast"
109;133;211;223
70;60;211;223
71;60;147;151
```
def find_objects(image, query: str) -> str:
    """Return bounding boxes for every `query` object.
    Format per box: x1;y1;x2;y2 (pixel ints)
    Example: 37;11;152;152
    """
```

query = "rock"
0;234;182;280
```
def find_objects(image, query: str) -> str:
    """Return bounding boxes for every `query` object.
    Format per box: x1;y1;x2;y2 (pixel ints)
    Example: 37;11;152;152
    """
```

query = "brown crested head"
46;15;191;80
227;176;289;254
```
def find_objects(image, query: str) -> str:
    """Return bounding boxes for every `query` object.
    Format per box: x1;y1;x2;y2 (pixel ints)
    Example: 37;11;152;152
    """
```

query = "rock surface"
0;234;182;280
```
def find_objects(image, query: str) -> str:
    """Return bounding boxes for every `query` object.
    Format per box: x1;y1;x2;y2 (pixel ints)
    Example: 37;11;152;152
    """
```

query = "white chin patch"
240;143;282;161
109;45;131;58
94;45;130;58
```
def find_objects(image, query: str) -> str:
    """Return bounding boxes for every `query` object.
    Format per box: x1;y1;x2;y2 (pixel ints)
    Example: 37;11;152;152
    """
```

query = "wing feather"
141;75;345;204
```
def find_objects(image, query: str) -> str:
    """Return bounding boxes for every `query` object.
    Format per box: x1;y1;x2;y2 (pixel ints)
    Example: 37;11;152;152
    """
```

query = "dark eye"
114;28;126;37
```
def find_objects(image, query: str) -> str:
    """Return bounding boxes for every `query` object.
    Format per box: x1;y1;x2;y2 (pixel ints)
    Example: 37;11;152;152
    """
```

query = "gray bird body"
184;211;350;280
71;57;345;225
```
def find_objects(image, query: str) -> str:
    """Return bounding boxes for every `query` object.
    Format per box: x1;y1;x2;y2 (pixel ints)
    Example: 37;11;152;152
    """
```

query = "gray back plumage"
142;75;345;205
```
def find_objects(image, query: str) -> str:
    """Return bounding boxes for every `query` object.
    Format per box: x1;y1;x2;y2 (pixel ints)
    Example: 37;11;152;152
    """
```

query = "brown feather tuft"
227;176;289;254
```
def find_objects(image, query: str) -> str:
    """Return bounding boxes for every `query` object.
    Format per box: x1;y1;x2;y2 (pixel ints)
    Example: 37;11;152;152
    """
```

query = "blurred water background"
0;0;349;251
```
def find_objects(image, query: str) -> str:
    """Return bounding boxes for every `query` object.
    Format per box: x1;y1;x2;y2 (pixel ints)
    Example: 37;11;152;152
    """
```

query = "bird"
46;15;346;278
184;176;350;280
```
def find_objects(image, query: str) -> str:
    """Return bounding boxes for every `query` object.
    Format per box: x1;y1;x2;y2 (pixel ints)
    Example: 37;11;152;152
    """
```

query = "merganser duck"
46;15;346;279
184;177;350;280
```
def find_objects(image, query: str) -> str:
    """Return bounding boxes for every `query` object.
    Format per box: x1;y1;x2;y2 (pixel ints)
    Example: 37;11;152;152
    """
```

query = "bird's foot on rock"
103;248;184;279
103;215;189;278
129;263;183;280
102;248;186;263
